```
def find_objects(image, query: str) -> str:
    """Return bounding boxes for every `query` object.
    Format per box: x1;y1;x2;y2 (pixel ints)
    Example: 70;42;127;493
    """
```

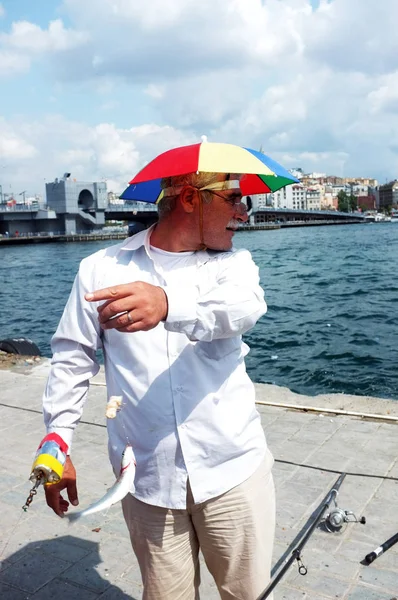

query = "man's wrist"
158;287;169;321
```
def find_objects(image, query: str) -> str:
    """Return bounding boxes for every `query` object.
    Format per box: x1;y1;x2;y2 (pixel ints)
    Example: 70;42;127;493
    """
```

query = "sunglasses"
204;190;252;214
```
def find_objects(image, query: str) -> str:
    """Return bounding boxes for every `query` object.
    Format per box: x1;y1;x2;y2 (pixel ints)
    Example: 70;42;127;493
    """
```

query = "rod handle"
364;551;377;565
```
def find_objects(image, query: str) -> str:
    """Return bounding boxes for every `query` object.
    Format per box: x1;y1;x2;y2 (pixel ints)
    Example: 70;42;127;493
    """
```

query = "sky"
1;0;398;197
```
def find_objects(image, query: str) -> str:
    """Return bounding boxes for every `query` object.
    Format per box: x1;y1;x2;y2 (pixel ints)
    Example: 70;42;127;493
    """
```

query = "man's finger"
85;284;135;302
96;298;113;312
45;487;65;518
116;319;152;333
100;308;139;329
66;479;79;506
97;299;136;323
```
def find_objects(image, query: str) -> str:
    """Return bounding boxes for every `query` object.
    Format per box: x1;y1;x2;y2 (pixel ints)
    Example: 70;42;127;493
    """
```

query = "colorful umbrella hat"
120;142;299;203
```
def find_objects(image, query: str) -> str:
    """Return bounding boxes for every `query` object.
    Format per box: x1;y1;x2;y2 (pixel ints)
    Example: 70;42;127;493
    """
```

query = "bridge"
104;204;365;228
0;202;365;238
104;203;158;227
248;207;364;226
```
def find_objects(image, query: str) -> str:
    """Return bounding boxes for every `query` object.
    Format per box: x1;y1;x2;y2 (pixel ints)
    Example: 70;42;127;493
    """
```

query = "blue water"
1;223;397;399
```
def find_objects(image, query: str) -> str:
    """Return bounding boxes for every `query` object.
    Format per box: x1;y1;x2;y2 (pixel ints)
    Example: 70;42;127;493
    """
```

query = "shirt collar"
118;224;211;266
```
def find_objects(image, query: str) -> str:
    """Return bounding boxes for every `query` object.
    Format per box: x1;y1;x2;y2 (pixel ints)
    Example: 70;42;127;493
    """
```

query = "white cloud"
367;72;398;115
0;18;89;79
54;0;305;84
3;19;89;53
99;100;120;111
303;0;398;74
0;50;30;76
58;148;94;164
92;78;116;95
2;0;398;188
0;119;38;160
144;84;164;99
0;115;195;195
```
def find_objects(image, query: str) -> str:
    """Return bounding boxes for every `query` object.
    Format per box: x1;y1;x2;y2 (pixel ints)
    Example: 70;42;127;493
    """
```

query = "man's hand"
44;456;78;518
85;281;169;332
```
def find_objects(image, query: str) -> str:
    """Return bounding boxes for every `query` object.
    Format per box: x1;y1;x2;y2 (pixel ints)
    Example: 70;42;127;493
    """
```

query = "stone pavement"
0;362;397;599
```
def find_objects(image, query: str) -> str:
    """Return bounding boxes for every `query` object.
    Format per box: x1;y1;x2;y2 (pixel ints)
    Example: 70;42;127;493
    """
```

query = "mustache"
226;219;240;229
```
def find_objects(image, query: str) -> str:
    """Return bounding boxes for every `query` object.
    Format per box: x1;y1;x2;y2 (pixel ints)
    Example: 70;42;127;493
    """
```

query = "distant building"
272;184;307;210
344;177;378;187
290;168;304;180
250;193;272;211
330;184;351;197
351;184;370;197
324;176;344;185
108;191;124;204
378;180;398;210
301;174;342;186
357;195;376;211
306;188;321;210
321;186;336;210
307;172;326;180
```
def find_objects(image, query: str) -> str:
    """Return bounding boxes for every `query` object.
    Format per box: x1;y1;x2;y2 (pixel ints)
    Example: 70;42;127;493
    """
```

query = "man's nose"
234;203;249;222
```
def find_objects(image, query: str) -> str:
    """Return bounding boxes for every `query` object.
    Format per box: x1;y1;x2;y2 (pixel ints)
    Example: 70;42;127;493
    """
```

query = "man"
40;170;275;599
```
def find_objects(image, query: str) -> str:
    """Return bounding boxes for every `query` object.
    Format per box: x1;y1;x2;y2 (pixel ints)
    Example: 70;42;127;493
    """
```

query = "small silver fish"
66;445;136;522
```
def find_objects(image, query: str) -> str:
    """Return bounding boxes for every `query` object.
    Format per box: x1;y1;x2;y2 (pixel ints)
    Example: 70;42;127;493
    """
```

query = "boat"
375;213;391;222
364;212;392;222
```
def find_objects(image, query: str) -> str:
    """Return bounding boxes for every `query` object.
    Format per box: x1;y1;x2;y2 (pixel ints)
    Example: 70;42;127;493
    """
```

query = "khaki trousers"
121;452;275;600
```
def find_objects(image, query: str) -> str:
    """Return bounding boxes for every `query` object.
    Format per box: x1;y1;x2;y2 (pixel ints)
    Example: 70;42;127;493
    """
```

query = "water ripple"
239;223;398;400
1;223;397;400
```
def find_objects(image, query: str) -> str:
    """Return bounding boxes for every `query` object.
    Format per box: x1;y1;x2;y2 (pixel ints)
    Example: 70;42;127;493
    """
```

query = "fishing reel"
322;504;366;533
23;434;68;512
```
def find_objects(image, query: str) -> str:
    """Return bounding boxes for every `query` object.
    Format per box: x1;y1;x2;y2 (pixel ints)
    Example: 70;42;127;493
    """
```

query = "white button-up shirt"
43;226;270;508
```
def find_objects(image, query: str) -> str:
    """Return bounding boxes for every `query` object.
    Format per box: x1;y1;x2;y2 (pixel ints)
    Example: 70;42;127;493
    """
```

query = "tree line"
337;190;357;212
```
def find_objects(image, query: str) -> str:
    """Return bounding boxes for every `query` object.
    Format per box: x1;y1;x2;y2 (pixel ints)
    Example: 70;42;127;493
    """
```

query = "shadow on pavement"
0;535;139;599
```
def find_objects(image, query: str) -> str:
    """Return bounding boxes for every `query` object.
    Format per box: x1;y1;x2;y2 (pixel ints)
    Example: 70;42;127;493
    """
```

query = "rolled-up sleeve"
43;261;102;451
163;249;266;342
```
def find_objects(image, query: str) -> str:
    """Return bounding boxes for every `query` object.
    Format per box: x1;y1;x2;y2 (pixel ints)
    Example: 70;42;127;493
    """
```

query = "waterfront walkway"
0;361;397;599
0;232;128;245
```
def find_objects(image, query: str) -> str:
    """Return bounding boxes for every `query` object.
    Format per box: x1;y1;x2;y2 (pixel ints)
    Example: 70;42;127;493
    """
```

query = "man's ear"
179;186;197;214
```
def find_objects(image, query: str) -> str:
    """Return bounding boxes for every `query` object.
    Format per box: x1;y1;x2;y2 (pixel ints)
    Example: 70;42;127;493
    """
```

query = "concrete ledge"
2;355;396;417
254;383;398;417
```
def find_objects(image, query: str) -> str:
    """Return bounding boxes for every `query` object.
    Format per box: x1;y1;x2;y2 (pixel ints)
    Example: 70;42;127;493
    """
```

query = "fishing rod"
362;531;398;565
259;474;349;600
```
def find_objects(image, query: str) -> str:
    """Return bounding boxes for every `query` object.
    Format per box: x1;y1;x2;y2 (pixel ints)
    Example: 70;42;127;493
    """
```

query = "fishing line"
0;477;44;562
105;355;132;447
0;508;27;561
118;400;131;447
0;401;106;428
275;459;398;482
